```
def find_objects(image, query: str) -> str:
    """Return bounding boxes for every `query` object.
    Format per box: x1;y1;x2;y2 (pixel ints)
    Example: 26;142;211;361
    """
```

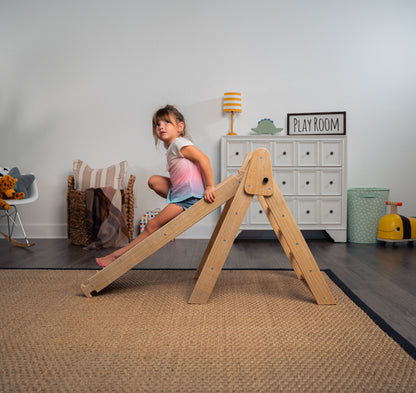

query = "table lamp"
223;92;242;135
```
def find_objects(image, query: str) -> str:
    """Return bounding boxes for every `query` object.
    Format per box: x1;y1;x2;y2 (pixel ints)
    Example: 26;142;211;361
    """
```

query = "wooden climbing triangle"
81;148;336;305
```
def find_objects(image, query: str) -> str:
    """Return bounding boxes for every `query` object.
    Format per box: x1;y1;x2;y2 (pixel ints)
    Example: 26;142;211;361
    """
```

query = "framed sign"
287;112;346;135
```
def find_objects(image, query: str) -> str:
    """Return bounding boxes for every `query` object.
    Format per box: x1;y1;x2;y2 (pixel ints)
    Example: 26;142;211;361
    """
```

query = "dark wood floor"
1;236;416;347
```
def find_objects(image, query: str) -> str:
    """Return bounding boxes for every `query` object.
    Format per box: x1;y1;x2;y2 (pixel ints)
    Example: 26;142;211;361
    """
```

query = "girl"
96;105;216;267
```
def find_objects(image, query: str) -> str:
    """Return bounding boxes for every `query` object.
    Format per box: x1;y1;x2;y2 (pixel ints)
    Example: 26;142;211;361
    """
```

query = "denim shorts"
173;197;201;210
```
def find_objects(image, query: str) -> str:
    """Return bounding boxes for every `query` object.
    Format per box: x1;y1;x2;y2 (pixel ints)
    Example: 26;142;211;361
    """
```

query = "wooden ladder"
81;148;336;305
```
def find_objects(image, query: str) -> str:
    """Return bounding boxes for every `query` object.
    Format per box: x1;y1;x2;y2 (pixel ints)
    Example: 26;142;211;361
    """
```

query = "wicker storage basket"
67;174;135;246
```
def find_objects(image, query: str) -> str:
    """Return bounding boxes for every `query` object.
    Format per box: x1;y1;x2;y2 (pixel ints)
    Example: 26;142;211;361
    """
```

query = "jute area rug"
1;269;416;393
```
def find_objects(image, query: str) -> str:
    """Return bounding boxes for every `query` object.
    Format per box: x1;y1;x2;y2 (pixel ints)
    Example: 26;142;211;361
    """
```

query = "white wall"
1;0;415;239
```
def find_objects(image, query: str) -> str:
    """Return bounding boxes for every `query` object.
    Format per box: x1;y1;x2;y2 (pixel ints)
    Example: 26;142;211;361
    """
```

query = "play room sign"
287;112;346;135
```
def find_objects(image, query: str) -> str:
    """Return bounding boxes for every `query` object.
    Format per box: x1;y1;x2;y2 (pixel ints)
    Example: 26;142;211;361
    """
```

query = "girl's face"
155;116;184;147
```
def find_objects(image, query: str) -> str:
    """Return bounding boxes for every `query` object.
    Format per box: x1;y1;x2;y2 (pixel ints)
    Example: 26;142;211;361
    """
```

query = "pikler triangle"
81;149;336;305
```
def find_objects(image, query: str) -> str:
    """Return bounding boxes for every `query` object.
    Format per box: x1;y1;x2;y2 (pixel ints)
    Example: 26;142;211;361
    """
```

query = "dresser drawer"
274;142;295;166
274;170;296;195
321;141;343;166
250;197;296;225
297;171;319;195
321;199;342;224
297;141;319;166
226;140;249;166
297;199;319;224
321;170;342;195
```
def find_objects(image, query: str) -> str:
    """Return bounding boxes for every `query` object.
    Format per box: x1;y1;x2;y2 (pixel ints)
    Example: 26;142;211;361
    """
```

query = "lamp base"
227;131;237;136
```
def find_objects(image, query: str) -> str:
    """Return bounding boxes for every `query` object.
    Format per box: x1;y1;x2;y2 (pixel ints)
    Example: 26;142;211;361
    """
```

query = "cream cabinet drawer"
226;141;249;166
297;141;319;166
274;170;296;195
321;141;342;166
297;171;319;195
297;199;319;224
274;142;295;166
321;199;342;224
321;170;342;195
250;198;296;225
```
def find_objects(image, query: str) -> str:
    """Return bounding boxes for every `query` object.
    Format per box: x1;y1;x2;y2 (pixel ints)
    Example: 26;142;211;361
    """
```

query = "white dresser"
221;135;347;242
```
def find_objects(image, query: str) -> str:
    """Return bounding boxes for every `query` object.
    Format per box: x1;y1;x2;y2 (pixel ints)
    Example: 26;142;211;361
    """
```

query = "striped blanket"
84;187;129;249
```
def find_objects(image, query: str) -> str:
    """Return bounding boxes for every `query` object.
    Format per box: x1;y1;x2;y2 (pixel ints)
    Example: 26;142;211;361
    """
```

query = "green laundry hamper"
347;188;390;243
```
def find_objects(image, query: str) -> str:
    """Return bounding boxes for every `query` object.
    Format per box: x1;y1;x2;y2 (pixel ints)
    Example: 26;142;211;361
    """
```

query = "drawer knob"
330;152;334;155
306;181;310;185
235;152;239;156
306;210;310;214
330;181;334;185
283;151;287;155
263;177;269;184
259;210;263;214
306;151;310;155
330;210;334;214
282;181;286;185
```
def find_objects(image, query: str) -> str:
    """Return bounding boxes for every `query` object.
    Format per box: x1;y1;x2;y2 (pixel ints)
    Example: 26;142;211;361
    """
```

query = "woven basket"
67;174;135;246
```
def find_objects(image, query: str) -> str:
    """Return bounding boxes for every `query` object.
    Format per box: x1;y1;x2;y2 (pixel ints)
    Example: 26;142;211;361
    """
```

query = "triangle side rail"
193;152;255;280
80;173;243;297
263;179;336;305
193;151;254;280
194;198;233;280
189;174;254;304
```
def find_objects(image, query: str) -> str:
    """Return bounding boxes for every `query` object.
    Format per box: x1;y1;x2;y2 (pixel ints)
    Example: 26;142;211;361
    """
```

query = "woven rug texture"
1;269;415;393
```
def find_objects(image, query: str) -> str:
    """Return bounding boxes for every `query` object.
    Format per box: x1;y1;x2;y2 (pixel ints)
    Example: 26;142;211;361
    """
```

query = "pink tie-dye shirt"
166;137;205;204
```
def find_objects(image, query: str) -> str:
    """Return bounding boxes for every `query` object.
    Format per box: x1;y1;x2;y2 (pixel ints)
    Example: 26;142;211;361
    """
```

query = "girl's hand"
204;186;216;203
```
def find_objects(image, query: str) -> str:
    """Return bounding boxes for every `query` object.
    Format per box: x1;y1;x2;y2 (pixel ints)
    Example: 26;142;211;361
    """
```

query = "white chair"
0;177;39;247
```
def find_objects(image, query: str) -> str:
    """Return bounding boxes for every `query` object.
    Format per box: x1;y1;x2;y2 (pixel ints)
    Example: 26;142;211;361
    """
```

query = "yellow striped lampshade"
223;92;242;113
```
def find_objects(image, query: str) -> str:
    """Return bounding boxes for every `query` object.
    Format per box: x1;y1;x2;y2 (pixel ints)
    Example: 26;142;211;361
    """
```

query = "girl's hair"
152;105;188;147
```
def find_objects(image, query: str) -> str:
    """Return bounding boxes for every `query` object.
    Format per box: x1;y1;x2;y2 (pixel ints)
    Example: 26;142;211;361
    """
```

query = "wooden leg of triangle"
189;180;253;304
258;181;336;304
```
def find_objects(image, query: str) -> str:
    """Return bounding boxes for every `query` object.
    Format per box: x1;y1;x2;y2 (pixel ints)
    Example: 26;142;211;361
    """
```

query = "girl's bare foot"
96;254;117;267
96;248;125;267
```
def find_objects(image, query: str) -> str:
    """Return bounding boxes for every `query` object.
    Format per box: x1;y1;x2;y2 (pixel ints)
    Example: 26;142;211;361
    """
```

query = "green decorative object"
251;119;283;135
347;188;389;243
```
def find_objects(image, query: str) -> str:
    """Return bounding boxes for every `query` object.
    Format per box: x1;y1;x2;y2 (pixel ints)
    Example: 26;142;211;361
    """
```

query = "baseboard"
0;224;68;239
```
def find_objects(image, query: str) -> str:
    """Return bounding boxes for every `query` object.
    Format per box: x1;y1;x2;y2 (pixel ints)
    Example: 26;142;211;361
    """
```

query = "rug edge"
324;269;416;361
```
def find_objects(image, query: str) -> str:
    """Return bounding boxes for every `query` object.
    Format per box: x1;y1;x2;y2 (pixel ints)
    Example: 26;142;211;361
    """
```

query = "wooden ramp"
81;149;336;305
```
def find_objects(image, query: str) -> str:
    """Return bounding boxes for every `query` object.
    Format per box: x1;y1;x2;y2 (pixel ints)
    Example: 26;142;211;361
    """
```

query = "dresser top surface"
222;135;346;140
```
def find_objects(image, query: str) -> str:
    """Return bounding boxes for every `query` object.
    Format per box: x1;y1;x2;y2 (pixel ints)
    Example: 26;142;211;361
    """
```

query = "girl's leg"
96;203;184;267
148;175;171;199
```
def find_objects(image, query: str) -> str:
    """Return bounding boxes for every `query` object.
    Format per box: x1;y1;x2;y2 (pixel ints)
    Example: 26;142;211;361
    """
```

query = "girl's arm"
180;145;216;203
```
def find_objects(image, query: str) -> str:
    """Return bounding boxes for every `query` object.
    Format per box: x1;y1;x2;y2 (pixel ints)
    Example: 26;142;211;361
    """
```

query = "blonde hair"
152;105;188;148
